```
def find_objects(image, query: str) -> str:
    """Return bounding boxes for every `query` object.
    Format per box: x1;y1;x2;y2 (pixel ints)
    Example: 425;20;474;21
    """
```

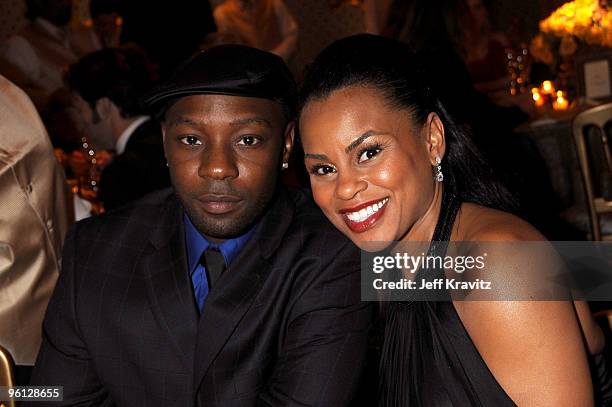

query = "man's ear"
94;97;113;122
282;121;295;164
161;125;169;163
424;112;446;164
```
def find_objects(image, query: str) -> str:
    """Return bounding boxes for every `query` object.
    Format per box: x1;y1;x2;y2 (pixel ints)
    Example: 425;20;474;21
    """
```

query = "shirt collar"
116;116;150;154
184;213;257;274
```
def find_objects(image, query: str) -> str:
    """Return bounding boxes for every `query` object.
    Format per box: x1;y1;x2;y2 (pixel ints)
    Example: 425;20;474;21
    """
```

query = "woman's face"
299;86;444;250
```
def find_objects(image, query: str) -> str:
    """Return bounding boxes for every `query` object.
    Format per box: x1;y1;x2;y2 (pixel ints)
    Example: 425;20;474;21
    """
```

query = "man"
30;45;371;406
0;75;70;383
66;48;169;210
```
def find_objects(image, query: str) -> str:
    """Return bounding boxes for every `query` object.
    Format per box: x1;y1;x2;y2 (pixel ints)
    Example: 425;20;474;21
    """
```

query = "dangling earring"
434;157;443;182
282;162;289;170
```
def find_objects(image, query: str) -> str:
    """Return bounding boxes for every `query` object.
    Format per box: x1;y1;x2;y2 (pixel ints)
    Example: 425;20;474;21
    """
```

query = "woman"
449;0;511;95
298;34;608;406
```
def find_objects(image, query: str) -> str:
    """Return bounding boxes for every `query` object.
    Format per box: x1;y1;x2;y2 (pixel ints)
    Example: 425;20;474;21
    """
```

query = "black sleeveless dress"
378;192;516;406
377;192;612;406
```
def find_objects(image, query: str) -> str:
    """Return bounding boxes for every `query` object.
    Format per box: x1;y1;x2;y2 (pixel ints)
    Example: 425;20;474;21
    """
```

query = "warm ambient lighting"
542;80;555;94
531;83;571;109
532;88;546;107
553;90;570;110
540;0;612;46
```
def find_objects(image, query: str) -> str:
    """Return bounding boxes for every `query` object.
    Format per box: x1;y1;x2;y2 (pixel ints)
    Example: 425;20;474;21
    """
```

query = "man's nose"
198;144;239;180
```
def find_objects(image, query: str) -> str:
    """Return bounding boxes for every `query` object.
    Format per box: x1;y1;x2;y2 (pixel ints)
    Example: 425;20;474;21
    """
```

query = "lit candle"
553;90;569;110
532;87;545;107
542;80;555;94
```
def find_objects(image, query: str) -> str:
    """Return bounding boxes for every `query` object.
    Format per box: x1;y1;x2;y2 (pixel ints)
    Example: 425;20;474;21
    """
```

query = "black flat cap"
142;44;297;117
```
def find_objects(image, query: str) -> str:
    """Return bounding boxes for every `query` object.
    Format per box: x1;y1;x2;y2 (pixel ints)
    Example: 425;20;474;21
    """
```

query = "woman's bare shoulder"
451;207;592;405
454;203;545;242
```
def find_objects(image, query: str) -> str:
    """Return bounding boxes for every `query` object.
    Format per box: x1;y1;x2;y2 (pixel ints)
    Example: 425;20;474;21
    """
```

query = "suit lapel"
143;194;199;370
193;188;294;392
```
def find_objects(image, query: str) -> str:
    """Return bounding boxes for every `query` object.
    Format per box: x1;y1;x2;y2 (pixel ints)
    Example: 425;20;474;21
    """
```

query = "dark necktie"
202;247;226;290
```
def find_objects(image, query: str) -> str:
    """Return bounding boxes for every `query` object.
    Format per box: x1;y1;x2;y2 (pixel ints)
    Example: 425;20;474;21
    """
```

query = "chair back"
572;103;612;240
0;345;15;407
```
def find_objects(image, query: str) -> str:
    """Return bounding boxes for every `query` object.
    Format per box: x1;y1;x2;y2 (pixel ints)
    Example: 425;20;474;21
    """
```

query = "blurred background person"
66;47;169;211
361;0;394;35
449;0;512;96
70;0;123;54
380;0;577;240
213;0;298;62
120;0;216;78
0;0;112;151
0;74;70;385
88;0;122;49
0;0;92;114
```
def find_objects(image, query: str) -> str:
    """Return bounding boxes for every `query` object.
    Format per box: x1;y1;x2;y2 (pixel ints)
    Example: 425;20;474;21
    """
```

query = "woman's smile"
339;197;389;233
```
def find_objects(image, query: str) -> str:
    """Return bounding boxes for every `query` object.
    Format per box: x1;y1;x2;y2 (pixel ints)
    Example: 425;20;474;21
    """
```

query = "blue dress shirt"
184;214;256;311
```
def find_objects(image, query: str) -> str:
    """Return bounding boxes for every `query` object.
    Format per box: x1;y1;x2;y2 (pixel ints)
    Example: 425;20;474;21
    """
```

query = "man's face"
70;91;113;144
162;94;293;242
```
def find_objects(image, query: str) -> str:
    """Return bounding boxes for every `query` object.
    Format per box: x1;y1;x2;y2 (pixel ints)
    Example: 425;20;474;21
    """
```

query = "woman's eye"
358;148;381;163
312;165;336;175
237;135;260;146
178;135;202;146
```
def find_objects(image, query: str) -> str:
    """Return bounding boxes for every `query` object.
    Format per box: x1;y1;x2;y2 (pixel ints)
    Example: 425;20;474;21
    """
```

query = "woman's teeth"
346;198;389;222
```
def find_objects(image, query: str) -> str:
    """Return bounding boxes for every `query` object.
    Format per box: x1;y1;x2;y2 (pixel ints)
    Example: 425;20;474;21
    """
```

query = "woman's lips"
197;195;242;214
340;197;389;233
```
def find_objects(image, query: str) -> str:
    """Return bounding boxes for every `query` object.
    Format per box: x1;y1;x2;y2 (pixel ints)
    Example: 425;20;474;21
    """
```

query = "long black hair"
298;34;517;213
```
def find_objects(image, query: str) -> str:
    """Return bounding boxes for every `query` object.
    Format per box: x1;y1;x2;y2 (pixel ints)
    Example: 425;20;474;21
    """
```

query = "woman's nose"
335;171;367;200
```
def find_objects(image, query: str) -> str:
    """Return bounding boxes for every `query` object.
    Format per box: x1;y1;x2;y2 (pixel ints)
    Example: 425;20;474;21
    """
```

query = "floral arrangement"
530;0;612;66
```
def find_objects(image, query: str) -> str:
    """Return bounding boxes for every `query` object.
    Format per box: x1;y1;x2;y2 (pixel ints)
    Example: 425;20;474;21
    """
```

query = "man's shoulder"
75;188;176;237
285;187;326;222
281;188;355;252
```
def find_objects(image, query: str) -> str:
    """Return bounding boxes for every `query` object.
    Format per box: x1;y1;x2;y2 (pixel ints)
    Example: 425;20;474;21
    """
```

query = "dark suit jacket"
29;188;372;406
99;118;170;211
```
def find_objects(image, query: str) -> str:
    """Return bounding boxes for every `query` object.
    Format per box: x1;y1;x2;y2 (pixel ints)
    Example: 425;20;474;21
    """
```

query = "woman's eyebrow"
304;153;329;161
345;130;383;154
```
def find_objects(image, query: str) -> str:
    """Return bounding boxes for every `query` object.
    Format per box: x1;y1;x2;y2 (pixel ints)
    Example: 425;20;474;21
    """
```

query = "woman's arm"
456;299;593;406
453;206;594;406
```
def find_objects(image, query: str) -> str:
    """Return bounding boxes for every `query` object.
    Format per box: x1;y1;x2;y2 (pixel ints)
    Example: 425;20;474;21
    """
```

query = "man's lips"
196;195;243;214
339;197;389;233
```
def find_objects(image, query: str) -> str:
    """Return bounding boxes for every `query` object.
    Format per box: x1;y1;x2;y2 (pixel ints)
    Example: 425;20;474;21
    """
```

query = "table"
515;119;585;210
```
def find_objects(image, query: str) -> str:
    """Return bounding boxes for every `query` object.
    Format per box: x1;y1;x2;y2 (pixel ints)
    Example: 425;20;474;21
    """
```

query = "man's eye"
178;135;202;145
237;135;260;146
311;165;336;175
358;148;381;163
